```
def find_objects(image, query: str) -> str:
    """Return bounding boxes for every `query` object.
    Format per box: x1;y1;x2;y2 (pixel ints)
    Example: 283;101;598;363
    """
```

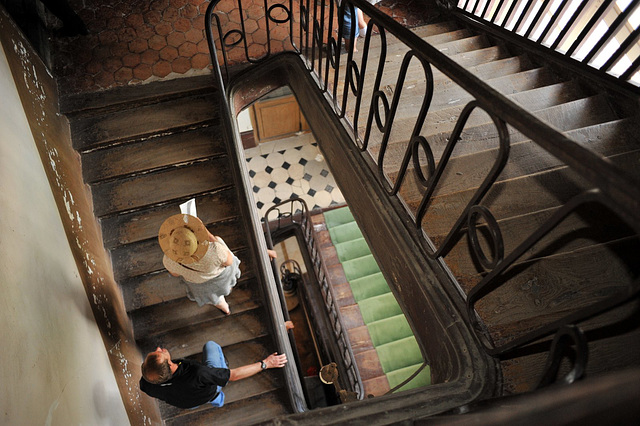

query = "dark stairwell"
61;76;296;424
4;0;640;424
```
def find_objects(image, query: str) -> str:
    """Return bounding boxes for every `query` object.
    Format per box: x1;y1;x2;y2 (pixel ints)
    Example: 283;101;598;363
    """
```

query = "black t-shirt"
139;358;231;409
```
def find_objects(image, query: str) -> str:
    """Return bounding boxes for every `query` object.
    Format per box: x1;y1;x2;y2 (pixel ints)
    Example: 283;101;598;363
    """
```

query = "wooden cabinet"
249;94;309;143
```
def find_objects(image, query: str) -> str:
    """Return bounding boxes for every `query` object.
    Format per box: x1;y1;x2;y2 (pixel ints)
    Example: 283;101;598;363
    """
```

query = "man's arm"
229;352;287;381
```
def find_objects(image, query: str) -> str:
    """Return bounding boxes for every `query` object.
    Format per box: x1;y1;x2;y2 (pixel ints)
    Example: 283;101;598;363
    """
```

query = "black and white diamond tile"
245;135;345;217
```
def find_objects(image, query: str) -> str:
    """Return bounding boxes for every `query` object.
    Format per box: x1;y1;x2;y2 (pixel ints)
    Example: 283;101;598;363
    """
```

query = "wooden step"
136;307;270;357
334;23;473;76
362;375;391;397
82;125;226;183
356;28;475;61
500;297;640;393
350;54;535;132
70;93;219;151
355;348;386;379
382;94;616;186
165;389;290;426
422;80;589;136
130;285;261;339
430;67;558;114
416;149;640;238
362;21;464;50
471;237;640;349
363;79;588;154
355;48;530;102
60;73;217;115
432;117;637;197
362;67;557;136
396;115;632;203
91;157;232;217
347;325;376;355
121;248;254;312
100;187;239;249
339;33;495;95
110;217;247;281
336;33;494;98
443;202;637;291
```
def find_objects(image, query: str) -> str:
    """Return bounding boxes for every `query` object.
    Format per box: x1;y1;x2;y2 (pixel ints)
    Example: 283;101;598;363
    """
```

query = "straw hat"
158;214;209;264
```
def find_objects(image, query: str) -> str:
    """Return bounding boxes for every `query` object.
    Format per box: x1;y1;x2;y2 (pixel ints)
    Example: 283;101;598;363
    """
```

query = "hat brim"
158;214;209;264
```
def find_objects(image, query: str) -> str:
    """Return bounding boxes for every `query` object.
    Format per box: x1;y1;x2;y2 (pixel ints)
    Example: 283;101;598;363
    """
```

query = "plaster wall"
0;42;129;425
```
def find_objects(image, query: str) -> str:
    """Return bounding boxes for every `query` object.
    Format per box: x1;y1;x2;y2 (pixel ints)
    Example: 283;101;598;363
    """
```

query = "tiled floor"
46;0;434;94
245;132;345;219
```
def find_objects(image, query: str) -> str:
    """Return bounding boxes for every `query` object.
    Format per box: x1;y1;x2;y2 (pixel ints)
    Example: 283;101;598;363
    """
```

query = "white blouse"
163;238;231;284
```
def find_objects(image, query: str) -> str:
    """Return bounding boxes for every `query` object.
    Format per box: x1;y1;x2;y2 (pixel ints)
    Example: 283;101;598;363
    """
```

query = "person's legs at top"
203;341;228;407
342;6;360;52
357;8;367;38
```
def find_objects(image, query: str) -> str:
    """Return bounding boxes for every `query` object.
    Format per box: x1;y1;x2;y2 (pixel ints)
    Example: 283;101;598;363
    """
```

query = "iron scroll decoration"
413;102;511;261
466;189;640;356
376;51;434;196
267;3;291;24
467;204;504;270
536;325;588;389
222;29;244;48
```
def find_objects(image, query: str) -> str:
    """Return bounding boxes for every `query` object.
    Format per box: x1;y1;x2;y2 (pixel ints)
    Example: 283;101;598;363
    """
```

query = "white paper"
179;198;198;217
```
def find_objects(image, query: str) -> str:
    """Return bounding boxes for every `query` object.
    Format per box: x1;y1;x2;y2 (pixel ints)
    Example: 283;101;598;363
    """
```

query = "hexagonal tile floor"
49;0;434;94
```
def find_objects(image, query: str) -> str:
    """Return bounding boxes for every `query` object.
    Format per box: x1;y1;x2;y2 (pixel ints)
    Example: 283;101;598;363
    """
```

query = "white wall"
238;107;253;133
0;42;129;425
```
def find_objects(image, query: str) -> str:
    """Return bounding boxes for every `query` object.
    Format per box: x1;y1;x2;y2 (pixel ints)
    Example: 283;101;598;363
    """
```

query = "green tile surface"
324;207;430;391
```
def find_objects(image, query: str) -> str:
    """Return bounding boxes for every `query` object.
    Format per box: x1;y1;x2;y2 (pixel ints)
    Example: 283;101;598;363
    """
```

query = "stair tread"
396;114;633;202
160;337;286;420
100;187;239;249
136;308;270;359
355;348;387;379
468;237;640;348
164;389;290;426
362;375;391;397
131;285;260;339
365;79;588;153
82;125;226;183
70;93;218;151
121;249;254;312
415;149;640;237
358;28;475;60
60;74;216;115
91;157;233;217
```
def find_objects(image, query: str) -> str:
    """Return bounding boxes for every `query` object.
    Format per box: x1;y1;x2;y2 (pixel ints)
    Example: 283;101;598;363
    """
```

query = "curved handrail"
205;2;308;413
205;0;640;361
264;198;364;400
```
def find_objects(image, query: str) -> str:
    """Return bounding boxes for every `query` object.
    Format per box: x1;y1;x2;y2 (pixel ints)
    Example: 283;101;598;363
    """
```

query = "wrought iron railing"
205;0;640;361
450;0;640;94
264;198;364;399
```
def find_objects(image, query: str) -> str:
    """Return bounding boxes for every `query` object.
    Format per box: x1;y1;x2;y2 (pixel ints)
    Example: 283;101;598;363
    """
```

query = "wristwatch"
260;360;267;370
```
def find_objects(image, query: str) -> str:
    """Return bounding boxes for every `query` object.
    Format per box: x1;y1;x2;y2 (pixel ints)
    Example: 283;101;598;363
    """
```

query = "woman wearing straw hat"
158;214;264;315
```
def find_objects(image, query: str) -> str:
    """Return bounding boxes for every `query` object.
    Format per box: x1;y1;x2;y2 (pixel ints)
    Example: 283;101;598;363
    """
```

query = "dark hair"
141;352;172;384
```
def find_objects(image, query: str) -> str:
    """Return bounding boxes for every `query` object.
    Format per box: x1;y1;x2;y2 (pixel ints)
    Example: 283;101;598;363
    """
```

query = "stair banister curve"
205;0;640;395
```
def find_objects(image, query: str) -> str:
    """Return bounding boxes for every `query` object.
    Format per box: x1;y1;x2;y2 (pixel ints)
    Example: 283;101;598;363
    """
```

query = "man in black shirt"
140;340;288;409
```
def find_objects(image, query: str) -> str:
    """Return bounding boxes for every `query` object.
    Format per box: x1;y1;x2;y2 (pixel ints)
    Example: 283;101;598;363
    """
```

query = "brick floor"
51;0;433;94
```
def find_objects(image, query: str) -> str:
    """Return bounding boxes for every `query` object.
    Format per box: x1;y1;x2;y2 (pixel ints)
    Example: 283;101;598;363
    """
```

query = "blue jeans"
342;6;360;39
203;341;228;407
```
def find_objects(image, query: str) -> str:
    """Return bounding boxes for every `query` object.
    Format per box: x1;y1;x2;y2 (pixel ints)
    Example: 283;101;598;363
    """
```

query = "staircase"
322;207;430;395
61;76;292;425
335;17;640;393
